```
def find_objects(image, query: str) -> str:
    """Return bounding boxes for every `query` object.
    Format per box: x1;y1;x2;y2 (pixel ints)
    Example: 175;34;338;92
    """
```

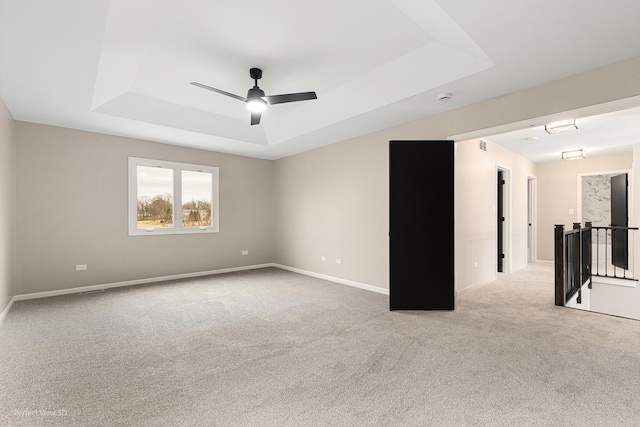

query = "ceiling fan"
191;68;317;125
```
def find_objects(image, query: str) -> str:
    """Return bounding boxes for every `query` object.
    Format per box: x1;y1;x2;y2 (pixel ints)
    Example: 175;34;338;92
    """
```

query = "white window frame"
128;157;219;236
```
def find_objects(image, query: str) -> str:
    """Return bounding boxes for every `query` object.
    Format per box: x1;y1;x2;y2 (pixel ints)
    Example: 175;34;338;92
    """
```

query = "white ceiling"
485;106;640;163
1;0;640;160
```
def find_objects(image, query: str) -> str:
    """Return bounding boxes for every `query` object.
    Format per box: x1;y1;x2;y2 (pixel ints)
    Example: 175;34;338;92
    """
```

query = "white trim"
456;279;494;296
14;264;274;301
565;280;591;311
0;297;15;326
272;264;389;295
12;263;389;303
128;157;220;236
527;175;537;264
591;276;637;288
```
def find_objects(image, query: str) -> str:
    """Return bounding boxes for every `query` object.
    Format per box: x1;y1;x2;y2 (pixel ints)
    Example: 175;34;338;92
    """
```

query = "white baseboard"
0;296;15;326
456;278;495;296
272;264;389;295
13;264;274;302
591;276;637;288
11;262;388;306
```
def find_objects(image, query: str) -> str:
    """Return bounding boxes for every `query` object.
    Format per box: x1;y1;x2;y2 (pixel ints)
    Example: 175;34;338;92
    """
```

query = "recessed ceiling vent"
479;139;488;152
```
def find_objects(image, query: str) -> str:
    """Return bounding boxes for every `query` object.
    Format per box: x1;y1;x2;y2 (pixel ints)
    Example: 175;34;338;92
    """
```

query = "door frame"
577;168;633;224
527;175;537;263
497;164;512;274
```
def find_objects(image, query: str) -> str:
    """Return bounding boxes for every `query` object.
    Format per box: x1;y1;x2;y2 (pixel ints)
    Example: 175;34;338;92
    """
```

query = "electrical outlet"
75;264;87;271
242;250;248;255
336;258;342;264
321;256;326;262
473;262;478;269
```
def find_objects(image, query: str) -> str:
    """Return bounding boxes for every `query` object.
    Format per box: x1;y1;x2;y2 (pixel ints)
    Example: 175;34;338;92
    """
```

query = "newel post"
554;224;565;306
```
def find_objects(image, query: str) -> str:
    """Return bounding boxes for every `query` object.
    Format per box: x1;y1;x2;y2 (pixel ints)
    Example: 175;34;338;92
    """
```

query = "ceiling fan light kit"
247;98;266;113
191;67;317;125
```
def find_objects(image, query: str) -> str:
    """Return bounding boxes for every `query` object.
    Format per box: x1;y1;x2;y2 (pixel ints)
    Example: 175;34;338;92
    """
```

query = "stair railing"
554;222;592;306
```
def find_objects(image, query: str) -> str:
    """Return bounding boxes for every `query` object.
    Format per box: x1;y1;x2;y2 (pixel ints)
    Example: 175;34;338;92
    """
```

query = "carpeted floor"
1;263;640;426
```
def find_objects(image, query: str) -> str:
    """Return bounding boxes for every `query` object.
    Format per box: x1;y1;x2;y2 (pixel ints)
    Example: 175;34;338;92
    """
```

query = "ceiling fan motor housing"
247;86;265;100
250;68;263;80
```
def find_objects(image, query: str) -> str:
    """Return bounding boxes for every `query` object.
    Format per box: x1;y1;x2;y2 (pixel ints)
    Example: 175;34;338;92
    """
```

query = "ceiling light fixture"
247;97;267;113
562;149;585;160
545;119;578;134
246;84;267;113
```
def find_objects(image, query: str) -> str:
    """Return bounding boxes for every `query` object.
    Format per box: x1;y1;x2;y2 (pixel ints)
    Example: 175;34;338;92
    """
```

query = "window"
128;157;219;235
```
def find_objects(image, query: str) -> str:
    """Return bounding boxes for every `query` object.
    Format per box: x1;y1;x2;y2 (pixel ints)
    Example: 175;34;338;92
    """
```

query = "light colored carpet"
1;263;640;426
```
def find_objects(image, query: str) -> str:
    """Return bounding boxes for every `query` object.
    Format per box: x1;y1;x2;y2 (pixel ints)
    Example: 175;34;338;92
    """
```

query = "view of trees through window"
137;192;174;228
135;166;213;229
181;170;212;227
130;158;219;235
181;199;212;227
136;166;174;229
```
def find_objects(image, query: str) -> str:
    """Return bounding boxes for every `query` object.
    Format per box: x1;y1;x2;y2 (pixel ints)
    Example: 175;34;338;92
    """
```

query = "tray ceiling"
2;0;640;159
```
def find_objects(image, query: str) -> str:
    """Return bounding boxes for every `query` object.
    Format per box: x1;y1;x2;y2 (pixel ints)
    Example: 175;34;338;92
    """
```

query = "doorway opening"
497;166;511;273
578;169;633;276
449;97;640;297
527;176;536;263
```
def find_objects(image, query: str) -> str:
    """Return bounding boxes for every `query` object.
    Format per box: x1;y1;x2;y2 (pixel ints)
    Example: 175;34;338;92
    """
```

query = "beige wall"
272;130;389;288
14;123;273;294
0;98;15;312
273;57;640;290
455;138;536;292
536;153;632;261
7;56;640;296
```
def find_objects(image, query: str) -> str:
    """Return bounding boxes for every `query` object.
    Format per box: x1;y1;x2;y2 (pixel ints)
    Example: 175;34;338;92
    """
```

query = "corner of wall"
0;96;16;320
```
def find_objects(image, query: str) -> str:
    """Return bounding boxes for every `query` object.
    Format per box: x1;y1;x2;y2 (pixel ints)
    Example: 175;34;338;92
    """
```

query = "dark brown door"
389;140;454;311
611;173;628;270
497;170;505;272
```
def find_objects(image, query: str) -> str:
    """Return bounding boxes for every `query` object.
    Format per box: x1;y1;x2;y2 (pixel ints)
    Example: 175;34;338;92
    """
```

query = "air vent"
479;139;487;152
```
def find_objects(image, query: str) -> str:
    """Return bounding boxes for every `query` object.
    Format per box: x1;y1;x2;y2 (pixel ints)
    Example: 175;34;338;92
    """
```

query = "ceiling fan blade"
264;91;317;105
190;82;247;102
250;111;262;126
